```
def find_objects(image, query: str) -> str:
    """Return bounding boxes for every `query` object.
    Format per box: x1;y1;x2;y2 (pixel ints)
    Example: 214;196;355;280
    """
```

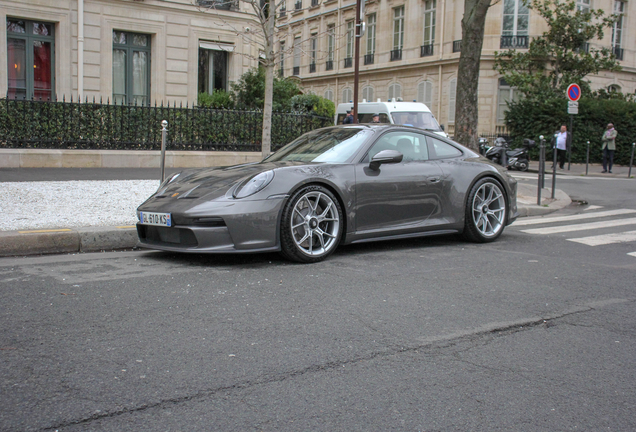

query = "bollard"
585;141;590;176
160;120;168;182
628;142;635;177
538;136;545;205
552;134;557;199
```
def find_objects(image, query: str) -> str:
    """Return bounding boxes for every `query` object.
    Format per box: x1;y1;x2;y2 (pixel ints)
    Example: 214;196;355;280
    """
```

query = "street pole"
568;114;573;170
538;136;544;206
552;134;557;199
629;142;635;178
352;0;362;123
160;120;168;182
585;140;590;176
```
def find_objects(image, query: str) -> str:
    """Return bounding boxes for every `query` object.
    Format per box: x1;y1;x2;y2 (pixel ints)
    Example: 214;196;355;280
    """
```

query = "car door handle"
427;176;441;183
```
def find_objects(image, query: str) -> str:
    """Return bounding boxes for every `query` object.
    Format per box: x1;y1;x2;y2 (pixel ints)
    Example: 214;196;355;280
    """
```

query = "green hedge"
505;98;636;165
0;99;333;152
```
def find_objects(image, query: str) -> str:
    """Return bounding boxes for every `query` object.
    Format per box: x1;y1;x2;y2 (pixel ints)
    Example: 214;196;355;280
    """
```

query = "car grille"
137;225;198;247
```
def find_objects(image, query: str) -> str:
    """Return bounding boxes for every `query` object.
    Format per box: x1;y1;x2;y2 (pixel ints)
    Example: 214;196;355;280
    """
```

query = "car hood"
150;161;312;201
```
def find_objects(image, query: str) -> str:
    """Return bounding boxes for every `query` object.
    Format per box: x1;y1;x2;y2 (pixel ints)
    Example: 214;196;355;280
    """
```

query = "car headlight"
233;171;274;199
157;172;180;194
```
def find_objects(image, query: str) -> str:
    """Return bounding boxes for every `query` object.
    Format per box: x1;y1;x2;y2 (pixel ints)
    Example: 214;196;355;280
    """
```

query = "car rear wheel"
280;185;343;263
463;177;507;243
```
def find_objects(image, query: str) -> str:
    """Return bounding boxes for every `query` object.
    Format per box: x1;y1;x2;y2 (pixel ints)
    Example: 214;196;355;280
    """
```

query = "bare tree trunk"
260;0;276;159
455;0;491;151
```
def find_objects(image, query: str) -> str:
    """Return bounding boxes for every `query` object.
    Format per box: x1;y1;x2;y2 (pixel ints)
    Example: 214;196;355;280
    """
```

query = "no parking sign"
567;84;580;114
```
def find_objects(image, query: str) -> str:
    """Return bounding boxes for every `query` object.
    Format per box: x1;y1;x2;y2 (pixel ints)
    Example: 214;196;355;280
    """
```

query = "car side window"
426;136;463;159
366;131;430;162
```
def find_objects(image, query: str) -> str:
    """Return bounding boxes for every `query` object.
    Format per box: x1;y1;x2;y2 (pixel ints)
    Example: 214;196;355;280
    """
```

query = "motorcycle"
484;137;535;171
478;137;491;156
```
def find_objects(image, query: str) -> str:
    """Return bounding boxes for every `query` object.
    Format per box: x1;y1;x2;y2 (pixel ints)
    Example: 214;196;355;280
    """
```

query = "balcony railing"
279;9;286;18
500;35;529;49
326;60;333;71
311;0;319;6
364;53;374;65
390;49;402;61
420;44;434;57
344;57;353;68
293;66;300;76
309;63;316;73
453;40;462;53
613;46;624;61
197;0;239;10
295;0;301;9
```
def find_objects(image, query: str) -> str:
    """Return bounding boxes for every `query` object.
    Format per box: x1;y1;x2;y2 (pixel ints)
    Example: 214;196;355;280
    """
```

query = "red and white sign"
567;83;581;102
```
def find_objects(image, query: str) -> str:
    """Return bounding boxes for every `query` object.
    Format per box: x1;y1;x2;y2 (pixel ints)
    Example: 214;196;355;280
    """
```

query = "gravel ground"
0;180;160;231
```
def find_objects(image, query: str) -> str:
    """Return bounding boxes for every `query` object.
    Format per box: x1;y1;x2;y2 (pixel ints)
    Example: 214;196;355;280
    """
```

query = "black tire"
462;177;508;243
280;185;343;263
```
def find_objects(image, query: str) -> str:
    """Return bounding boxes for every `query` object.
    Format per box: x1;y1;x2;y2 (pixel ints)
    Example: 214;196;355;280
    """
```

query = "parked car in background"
137;124;518;262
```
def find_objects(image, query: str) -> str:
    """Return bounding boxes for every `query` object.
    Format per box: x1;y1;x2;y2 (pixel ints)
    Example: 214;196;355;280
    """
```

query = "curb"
0;226;139;257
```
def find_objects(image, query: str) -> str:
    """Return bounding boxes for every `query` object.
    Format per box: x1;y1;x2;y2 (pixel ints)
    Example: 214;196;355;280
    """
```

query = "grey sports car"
137;125;518;262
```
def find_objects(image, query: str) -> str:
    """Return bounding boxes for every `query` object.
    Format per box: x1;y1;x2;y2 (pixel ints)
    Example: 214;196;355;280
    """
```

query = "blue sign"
567;83;581;102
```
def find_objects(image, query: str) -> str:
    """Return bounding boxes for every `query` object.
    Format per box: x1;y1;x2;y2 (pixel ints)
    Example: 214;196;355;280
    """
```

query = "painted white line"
628;252;636;257
585;205;604;211
514;209;636;226
521;217;636;235
567;230;636;246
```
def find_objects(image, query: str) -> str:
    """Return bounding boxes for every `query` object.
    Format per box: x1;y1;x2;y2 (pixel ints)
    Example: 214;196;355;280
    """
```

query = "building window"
612;1;624;49
324;88;334;101
502;0;529;36
497;78;520;124
366;14;376;56
7;18;55;100
362;86;374;102
293;36;301;75
327;24;335;62
576;0;590;12
608;84;621;93
342;87;353;103
393;6;405;51
198;43;230;95
423;0;436;46
279;41;285;76
113;30;151;105
388;83;402;101
448;78;457;123
418;81;433;107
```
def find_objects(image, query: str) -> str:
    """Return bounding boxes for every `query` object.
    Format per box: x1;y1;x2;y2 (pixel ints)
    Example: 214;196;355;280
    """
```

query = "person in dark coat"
343;109;354;124
371;113;381;123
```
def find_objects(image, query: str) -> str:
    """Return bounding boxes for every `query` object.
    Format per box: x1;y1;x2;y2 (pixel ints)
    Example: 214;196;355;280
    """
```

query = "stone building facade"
2;0;260;104
277;0;635;135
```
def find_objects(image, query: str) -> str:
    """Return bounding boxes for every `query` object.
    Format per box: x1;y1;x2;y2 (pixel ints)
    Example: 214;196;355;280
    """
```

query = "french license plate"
139;212;172;227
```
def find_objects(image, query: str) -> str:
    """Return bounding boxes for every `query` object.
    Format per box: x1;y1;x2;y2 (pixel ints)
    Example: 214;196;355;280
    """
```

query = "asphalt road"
1;174;634;431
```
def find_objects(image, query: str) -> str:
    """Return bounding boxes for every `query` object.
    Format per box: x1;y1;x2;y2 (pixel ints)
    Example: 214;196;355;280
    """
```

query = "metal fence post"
585;141;590;176
538;136;545;205
629;142;635;178
160;120;168;182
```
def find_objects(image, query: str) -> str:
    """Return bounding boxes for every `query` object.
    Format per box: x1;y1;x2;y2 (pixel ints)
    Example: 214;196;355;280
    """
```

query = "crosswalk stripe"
514;209;636;226
521;217;636;235
567;230;636;246
628;252;636;257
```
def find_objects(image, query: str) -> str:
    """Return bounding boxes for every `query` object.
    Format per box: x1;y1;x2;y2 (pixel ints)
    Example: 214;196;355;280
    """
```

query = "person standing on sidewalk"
601;123;617;173
553;124;572;169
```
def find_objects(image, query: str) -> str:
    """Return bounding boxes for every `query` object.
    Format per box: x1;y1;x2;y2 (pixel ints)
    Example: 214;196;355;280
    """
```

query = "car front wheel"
463;177;507;242
280;185;343;263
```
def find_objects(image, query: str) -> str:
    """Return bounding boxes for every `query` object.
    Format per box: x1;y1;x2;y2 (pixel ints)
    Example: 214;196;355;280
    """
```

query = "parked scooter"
485;137;535;171
478;137;491;156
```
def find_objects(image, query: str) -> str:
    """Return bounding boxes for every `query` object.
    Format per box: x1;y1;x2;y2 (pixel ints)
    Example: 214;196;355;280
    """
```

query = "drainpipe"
78;0;84;100
437;0;445;118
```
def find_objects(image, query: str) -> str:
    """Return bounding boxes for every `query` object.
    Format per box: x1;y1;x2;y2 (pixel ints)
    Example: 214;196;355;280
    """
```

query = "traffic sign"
567;83;581;102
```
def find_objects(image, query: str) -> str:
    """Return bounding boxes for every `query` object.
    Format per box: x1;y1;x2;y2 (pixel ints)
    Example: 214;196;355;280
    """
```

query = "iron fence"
0;97;333;152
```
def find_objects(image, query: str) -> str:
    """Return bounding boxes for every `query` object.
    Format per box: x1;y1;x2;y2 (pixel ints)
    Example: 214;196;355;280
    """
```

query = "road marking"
18;229;72;234
514;209;636;226
585;205;604;211
628;252;636;258
521;217;636;235
567;230;636;246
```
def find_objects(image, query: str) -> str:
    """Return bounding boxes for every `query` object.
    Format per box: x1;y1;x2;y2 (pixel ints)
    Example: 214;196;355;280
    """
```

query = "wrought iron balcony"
344;57;353;68
420;44;434;57
309;63;316;73
500;35;529;49
311;0;319;6
390;49;402;61
326;60;333;71
197;0;239;10
293;66;300;76
295;0;302;9
364;54;374;65
613;46;624;61
453;40;462;53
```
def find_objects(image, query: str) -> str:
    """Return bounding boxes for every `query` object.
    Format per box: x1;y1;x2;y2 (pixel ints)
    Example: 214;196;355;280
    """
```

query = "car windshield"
391;112;442;131
265;128;372;163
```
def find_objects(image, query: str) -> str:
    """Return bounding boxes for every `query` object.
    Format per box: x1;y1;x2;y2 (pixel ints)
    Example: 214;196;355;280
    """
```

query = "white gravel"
0;180;160;231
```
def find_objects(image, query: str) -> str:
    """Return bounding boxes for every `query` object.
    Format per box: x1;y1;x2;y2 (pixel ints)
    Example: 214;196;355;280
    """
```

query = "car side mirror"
369;149;403;170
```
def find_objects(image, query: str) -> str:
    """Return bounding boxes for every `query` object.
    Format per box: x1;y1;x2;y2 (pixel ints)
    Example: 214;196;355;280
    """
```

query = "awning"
199;41;235;52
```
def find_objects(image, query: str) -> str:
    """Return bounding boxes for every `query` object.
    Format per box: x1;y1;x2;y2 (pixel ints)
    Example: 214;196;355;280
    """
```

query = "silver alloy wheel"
471;181;506;237
290;191;340;256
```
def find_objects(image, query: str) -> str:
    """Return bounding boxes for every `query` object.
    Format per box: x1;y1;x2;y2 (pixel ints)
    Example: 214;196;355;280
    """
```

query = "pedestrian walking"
601;123;617;173
552;124;572;169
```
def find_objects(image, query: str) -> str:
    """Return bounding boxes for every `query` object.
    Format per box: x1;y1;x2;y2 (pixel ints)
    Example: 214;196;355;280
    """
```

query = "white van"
335;100;448;137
